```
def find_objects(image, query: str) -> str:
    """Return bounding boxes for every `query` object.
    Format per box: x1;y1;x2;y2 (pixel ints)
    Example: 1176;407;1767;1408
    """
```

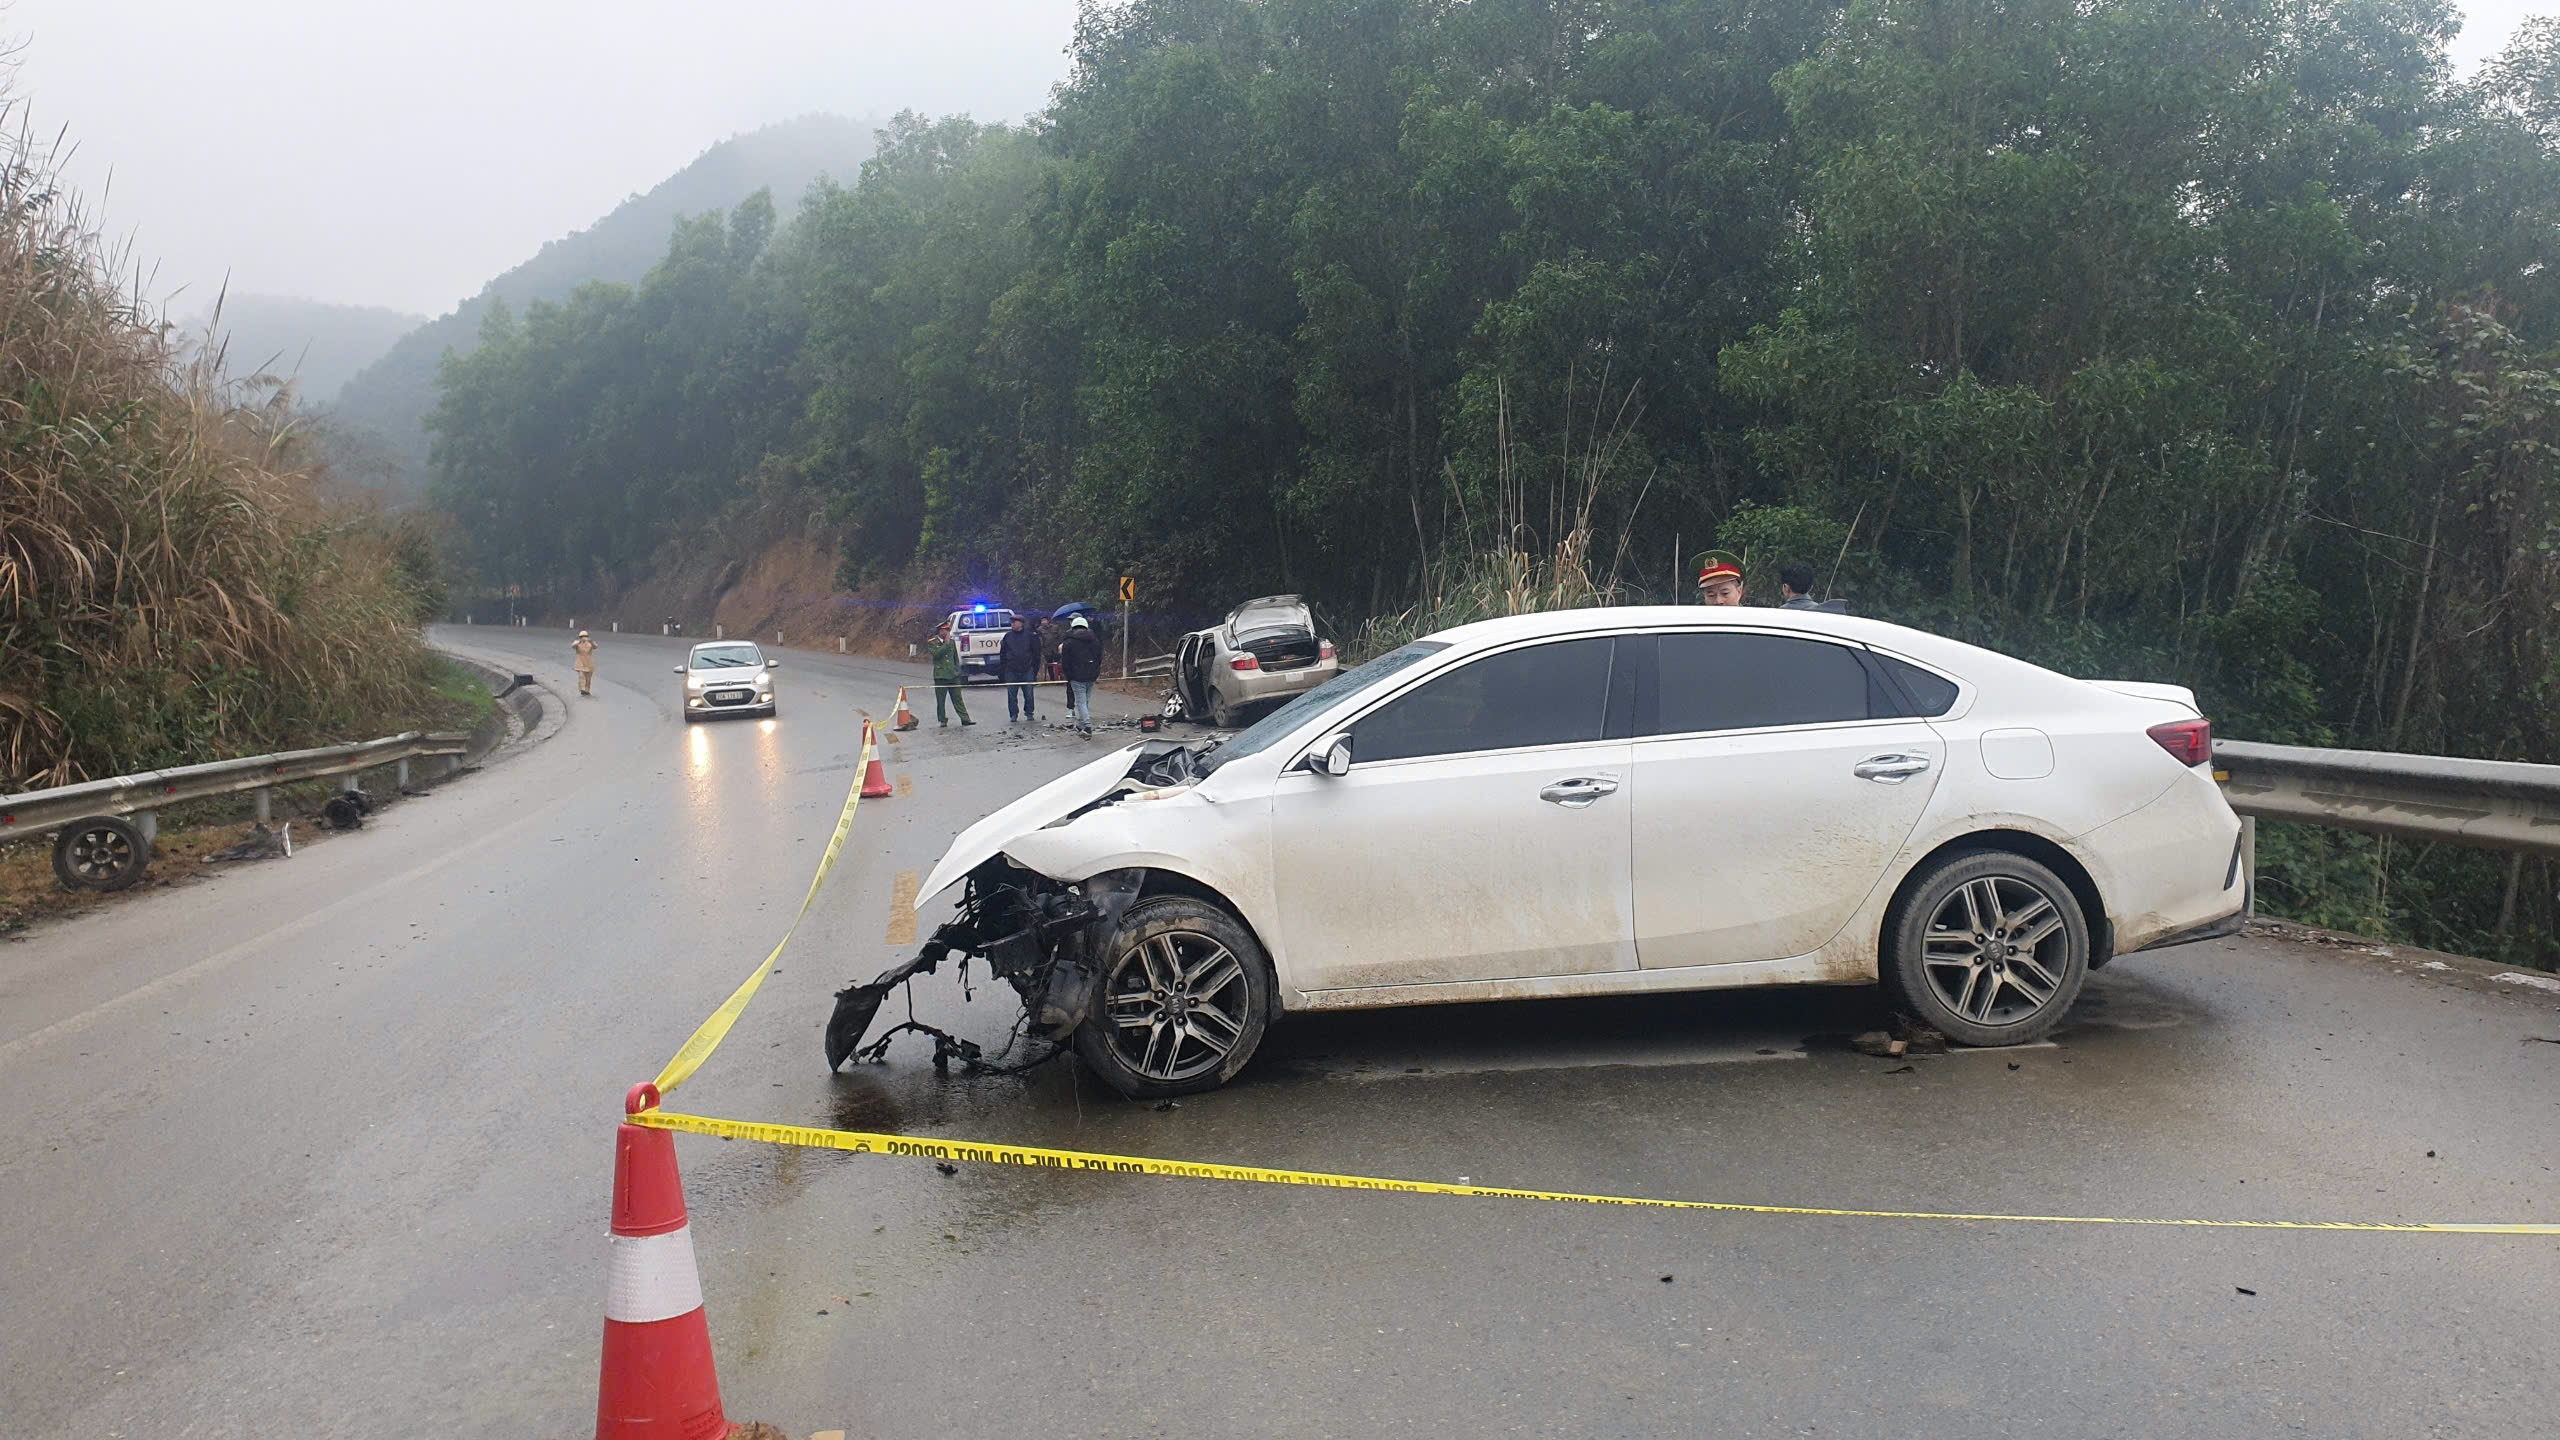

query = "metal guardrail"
1;730;473;891
2215;740;2560;858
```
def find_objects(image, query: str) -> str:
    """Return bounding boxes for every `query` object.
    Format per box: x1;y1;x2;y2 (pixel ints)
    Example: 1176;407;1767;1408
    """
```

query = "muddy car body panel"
855;606;2247;1094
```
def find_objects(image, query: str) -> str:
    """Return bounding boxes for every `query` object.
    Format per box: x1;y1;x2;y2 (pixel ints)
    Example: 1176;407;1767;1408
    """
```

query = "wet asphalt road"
3;622;2557;1438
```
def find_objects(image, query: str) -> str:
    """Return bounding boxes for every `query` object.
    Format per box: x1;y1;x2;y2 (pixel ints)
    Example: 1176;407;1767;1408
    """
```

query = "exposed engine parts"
825;861;1148;1077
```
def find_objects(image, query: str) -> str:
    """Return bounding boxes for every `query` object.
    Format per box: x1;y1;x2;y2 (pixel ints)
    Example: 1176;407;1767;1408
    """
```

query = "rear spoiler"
2091;680;2200;713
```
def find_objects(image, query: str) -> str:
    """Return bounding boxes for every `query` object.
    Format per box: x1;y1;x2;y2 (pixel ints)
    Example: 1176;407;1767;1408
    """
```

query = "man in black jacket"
997;615;1042;722
1060;615;1104;737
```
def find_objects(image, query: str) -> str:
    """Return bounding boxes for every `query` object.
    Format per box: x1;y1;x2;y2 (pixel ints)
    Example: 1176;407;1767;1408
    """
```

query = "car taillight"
2147;718;2212;767
1230;655;1260;671
1319;641;1335;660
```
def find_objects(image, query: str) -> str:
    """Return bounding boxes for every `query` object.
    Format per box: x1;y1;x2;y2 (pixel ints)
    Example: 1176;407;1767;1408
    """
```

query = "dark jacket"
998;627;1042;675
1060;627;1104;684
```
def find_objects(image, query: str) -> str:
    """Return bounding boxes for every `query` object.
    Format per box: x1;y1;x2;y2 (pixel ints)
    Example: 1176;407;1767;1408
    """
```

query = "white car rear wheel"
1882;851;2089;1046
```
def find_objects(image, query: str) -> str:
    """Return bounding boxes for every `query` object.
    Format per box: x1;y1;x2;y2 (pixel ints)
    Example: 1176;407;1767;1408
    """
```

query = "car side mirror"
671;665;685;674
765;659;780;668
1308;732;1353;777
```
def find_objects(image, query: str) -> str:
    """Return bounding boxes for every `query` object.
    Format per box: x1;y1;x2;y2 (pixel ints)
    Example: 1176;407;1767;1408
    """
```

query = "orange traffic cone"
860;719;894;799
596;1083;728;1440
892;686;919;731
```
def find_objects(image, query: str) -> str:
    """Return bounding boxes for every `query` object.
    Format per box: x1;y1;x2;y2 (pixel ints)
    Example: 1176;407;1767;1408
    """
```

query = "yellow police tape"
648;731;874;1100
626;1108;2559;1236
632;717;2558;1239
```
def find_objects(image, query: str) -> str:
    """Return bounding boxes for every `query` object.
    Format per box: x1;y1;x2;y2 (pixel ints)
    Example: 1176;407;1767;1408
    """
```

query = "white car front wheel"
1073;897;1274;1099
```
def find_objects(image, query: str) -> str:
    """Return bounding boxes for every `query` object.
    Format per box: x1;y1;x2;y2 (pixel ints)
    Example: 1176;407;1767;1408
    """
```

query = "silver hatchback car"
675;641;778;720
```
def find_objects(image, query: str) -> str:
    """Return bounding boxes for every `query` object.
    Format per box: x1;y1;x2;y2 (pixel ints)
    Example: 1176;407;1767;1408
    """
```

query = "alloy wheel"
1920;875;2072;1027
1101;930;1252;1083
59;820;142;889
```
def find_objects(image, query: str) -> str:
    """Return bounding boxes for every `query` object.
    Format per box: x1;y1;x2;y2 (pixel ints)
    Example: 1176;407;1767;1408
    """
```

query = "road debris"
319;787;373;831
1852;1031;1907;1058
2235;1286;2258;1296
207;823;292;862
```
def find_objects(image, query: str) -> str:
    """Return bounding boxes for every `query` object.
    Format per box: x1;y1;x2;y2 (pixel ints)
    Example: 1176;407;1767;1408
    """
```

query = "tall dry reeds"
2;98;443;788
1354;372;1654;657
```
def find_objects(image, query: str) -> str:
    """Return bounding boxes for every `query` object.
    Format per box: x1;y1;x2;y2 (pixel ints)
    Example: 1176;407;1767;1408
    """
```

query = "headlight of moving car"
687;674;707;689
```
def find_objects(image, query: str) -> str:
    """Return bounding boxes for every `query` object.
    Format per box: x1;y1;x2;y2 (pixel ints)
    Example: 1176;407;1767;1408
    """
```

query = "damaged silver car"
829;606;2246;1101
1169;594;1336;728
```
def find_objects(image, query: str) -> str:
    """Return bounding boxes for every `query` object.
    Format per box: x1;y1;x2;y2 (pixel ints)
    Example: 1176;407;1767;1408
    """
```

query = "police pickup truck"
944;604;1016;680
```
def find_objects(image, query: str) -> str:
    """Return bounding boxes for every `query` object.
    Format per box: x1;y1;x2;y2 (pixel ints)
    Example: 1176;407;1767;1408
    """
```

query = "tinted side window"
1872;654;1960;717
1652;633;1871;734
1354;638;1613;762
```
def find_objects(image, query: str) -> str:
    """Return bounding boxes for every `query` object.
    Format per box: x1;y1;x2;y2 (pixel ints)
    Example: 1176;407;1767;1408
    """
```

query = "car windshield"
1200;640;1449;772
690;645;764;669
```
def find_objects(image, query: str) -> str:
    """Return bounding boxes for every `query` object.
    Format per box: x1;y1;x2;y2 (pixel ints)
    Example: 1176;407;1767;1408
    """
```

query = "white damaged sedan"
826;606;2248;1099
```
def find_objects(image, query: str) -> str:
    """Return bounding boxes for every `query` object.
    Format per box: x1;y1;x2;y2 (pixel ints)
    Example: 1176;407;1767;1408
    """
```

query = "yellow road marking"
884;870;919;945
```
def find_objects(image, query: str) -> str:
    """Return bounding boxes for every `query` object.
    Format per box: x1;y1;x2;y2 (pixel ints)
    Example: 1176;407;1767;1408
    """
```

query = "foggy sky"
5;0;1082;317
6;0;2548;322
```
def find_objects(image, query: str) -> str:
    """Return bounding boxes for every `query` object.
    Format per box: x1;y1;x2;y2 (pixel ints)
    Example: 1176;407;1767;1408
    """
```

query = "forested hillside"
329;112;881;496
427;0;2560;961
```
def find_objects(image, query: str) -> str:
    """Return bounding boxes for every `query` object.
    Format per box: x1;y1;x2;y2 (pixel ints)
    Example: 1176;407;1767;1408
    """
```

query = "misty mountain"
188;294;424;406
327;112;883;498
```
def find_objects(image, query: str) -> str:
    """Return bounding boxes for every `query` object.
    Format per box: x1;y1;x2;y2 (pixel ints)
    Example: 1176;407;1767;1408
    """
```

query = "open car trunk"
1228;596;1321;671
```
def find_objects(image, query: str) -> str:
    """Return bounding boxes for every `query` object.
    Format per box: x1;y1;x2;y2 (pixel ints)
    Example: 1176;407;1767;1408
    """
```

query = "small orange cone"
596;1083;728;1440
892;686;919;731
860;720;894;799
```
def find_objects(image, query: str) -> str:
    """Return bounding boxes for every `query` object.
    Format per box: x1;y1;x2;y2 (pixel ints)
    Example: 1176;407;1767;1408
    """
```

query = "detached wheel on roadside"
1881;850;2089;1047
1073;896;1275;1099
54;816;151;893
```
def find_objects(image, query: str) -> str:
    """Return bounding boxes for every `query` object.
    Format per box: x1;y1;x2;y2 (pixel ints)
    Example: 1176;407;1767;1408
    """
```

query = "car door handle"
1540;776;1620;807
1854;754;1933;783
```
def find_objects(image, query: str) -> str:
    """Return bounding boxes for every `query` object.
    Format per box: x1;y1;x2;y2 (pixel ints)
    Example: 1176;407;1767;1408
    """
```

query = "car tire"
54;815;151;892
1073;896;1276;1100
1209;690;1237;729
1880;849;2089;1047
